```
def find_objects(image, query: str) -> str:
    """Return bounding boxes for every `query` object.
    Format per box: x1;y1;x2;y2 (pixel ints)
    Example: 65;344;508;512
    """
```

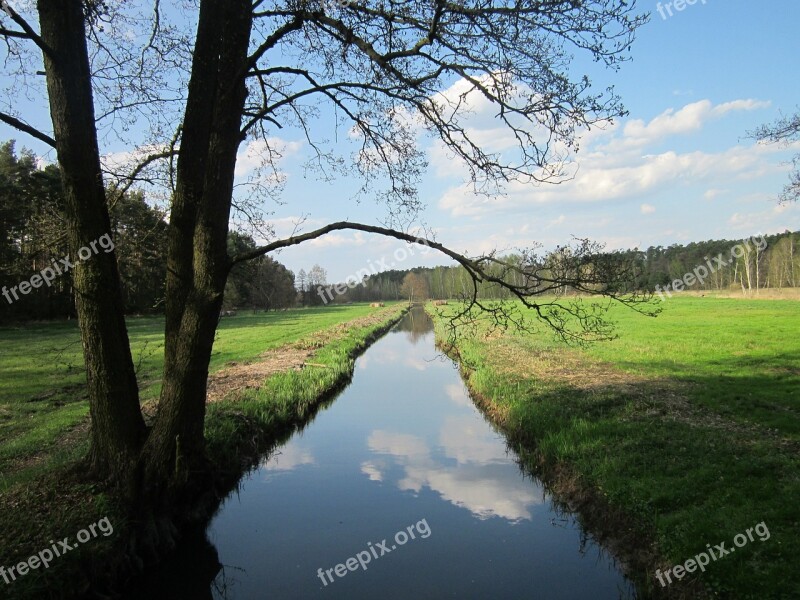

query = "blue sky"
3;0;799;282
250;0;800;281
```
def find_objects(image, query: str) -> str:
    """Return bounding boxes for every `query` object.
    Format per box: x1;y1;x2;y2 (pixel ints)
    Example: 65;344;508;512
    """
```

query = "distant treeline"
621;232;798;292
0;141;295;321
3;141;797;320
319;230;800;303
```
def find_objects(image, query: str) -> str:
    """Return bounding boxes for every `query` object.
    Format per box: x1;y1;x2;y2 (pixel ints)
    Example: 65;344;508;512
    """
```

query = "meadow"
0;303;407;598
432;296;799;599
0;304;390;489
2;295;797;598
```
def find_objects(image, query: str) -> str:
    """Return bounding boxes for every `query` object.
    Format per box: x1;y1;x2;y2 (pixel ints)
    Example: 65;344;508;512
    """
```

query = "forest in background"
2;141;798;320
318;230;799;303
0;142;295;321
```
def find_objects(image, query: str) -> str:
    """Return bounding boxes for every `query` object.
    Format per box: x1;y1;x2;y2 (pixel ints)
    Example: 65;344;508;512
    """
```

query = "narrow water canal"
133;307;634;599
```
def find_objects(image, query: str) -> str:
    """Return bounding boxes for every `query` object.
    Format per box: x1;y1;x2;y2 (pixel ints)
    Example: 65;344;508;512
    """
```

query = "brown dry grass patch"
5;417;90;476
483;338;797;450
206;306;404;403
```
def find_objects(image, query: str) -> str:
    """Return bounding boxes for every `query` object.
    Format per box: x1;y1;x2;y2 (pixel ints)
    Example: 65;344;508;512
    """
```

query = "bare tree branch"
232;221;657;343
105;148;179;208
1;3;52;57
750;109;800;204
0;26;30;39
0;110;56;147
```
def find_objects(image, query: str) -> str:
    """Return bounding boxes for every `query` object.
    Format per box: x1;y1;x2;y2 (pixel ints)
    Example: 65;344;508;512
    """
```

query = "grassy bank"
0;304;392;489
204;304;409;477
0;303;406;599
431;297;799;599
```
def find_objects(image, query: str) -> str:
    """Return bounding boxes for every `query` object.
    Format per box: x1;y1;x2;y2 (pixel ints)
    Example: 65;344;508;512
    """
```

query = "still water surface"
133;308;634;599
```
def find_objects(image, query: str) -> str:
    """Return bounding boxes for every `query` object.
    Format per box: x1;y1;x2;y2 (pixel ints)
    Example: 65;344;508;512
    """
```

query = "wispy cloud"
436;98;783;217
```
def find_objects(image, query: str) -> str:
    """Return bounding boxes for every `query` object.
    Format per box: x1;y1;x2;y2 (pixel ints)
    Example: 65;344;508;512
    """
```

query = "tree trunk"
755;245;761;293
37;0;145;484
138;0;253;503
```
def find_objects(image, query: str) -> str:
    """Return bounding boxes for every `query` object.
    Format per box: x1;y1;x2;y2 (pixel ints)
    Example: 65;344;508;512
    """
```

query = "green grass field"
583;297;800;437
0;304;391;490
0;302;407;599
432;296;800;599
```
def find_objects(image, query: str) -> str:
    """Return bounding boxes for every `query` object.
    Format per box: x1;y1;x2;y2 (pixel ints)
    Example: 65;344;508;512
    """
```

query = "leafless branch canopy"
240;0;645;213
3;1;643;211
234;221;657;344
2;1;651;341
751;109;800;204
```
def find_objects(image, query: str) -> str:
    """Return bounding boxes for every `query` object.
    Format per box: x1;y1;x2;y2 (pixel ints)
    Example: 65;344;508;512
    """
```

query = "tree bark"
138;0;253;503
37;0;145;484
